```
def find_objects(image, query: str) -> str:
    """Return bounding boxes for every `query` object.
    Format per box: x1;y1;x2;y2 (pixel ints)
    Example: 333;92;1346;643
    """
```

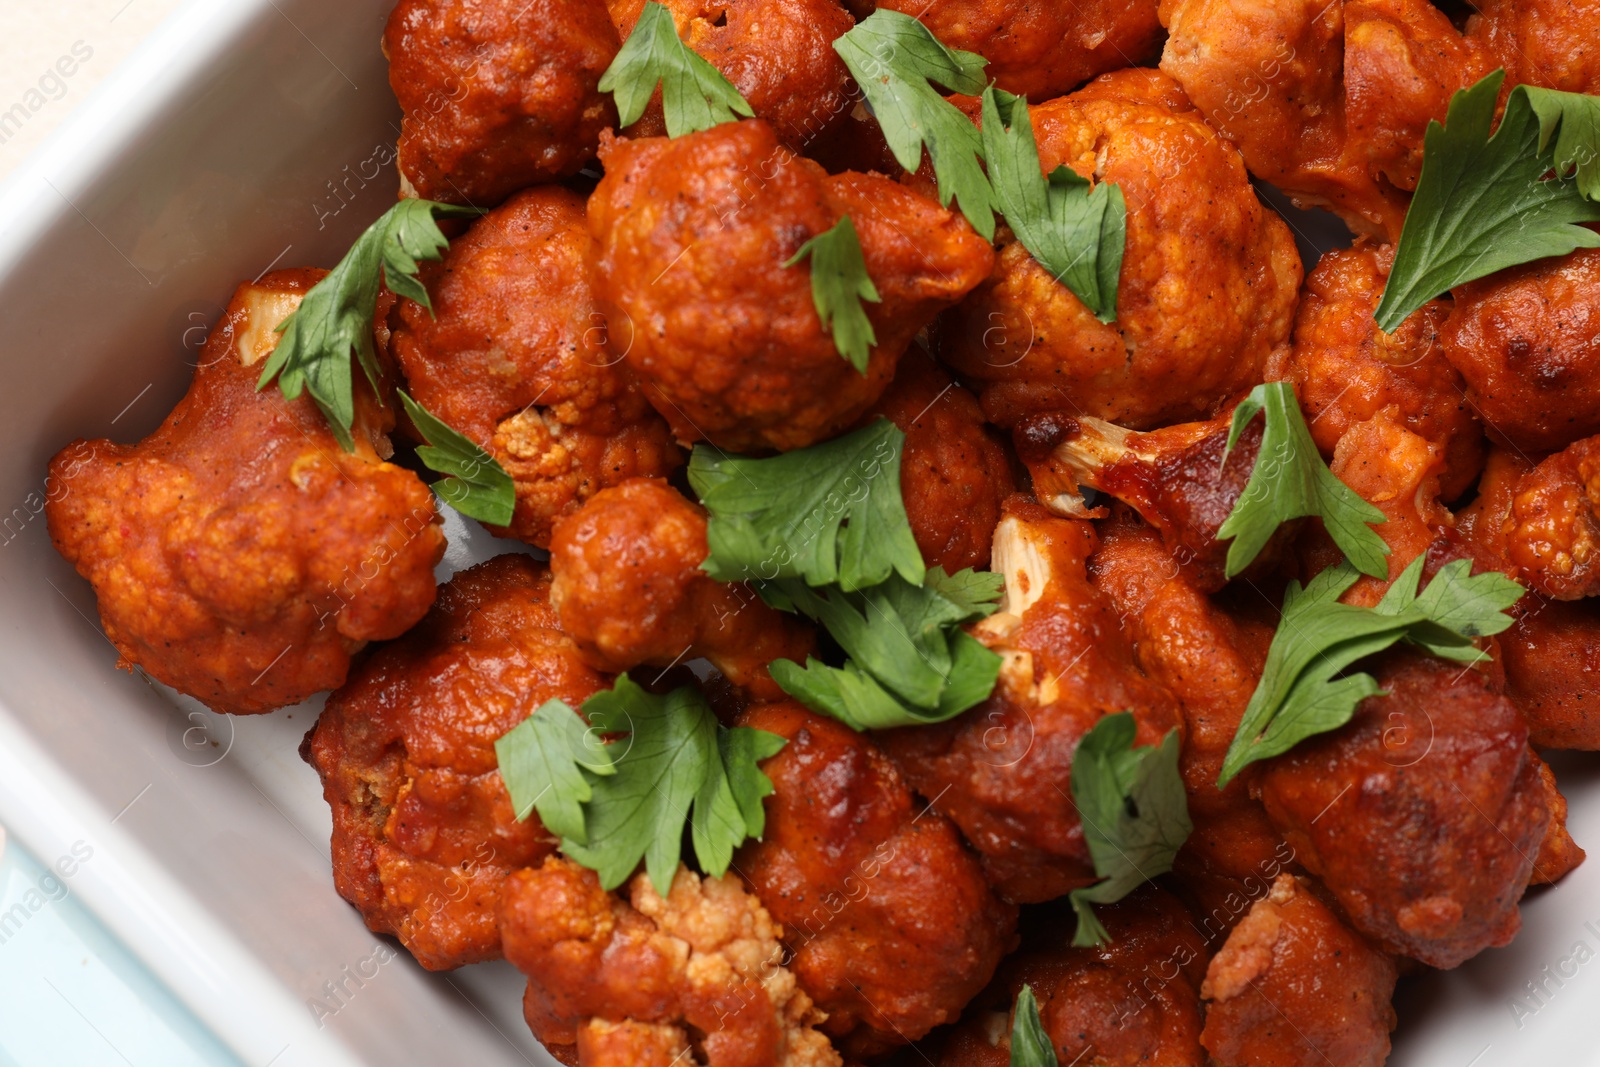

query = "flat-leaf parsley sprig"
785;216;881;373
1374;71;1600;332
833;10;997;239
397;391;515;526
495;676;785;895
599;1;755;138
1217;382;1390;580
1067;713;1191;946
1217;556;1524;786
981;87;1127;323
256;198;480;450
1008;985;1059;1066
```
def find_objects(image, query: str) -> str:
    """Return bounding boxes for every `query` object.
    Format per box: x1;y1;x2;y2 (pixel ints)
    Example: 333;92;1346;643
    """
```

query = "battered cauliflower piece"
878;497;1185;904
1257;652;1549;969
385;0;619;204
44;270;444;716
501;856;842;1067
1440;249;1600;454
549;478;816;701
1273;242;1485;500
1200;875;1398;1067
937;69;1302;431
301;554;610;970
874;0;1163;100
1501;595;1600;750
388;187;683;547
1089;516;1291;937
1496;434;1600;601
605;0;854;153
588;120;995;453
735;702;1017;1059
1160;0;1485;238
866;346;1016;573
934;887;1209;1067
1469;0;1600;95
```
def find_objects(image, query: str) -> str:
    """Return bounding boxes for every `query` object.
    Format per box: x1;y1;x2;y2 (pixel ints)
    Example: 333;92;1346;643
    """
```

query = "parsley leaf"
599;0;755;138
1524;85;1600;201
1218;382;1389;580
1009;985;1058;1067
1217;557;1524;787
1374;71;1600;332
784;216;881;373
765;569;1003;727
833;10;997;239
494;699;615;843
981;88;1127;323
497;676;786;896
688;418;924;592
1067;713;1191;947
398;391;515;526
257;198;479;450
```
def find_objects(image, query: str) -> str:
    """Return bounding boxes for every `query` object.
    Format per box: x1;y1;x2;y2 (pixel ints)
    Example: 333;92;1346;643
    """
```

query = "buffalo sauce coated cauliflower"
45;269;444;715
874;0;1163;101
938;70;1302;431
302;554;611;971
501;857;842;1067
388;186;683;547
587;119;995;453
385;0;620;205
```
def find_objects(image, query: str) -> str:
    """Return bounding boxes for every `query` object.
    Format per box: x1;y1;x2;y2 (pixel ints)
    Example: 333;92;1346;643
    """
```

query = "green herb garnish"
599;0;754;138
1375;71;1600;331
833;10;996;238
981;88;1126;323
785;216;881;373
1217;557;1524;787
257;198;479;450
764;568;1003;729
496;676;785;895
1217;382;1389;580
398;391;515;526
688;419;923;592
1009;985;1058;1066
1067;713;1191;946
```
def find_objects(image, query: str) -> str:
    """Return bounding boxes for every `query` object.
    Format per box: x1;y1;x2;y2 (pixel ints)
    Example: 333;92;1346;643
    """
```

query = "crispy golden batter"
606;0;854;152
1258;652;1548;969
735;702;1016;1058
549;478;815;700
501;857;841;1066
938;70;1302;431
302;555;609;970
935;887;1208;1067
1469;0;1600;95
1441;249;1600;454
1090;516;1292;939
589;121;994;452
1274;242;1485;501
1200;875;1397;1067
879;498;1184;904
867;347;1016;573
389;187;682;547
874;0;1163;100
385;0;619;204
45;270;444;715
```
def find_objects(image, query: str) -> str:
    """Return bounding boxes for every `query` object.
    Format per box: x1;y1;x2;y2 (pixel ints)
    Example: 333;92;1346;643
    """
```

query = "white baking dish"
0;2;1593;1064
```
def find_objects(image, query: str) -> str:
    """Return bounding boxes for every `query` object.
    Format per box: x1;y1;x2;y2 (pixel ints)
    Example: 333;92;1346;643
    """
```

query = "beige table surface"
0;0;189;178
